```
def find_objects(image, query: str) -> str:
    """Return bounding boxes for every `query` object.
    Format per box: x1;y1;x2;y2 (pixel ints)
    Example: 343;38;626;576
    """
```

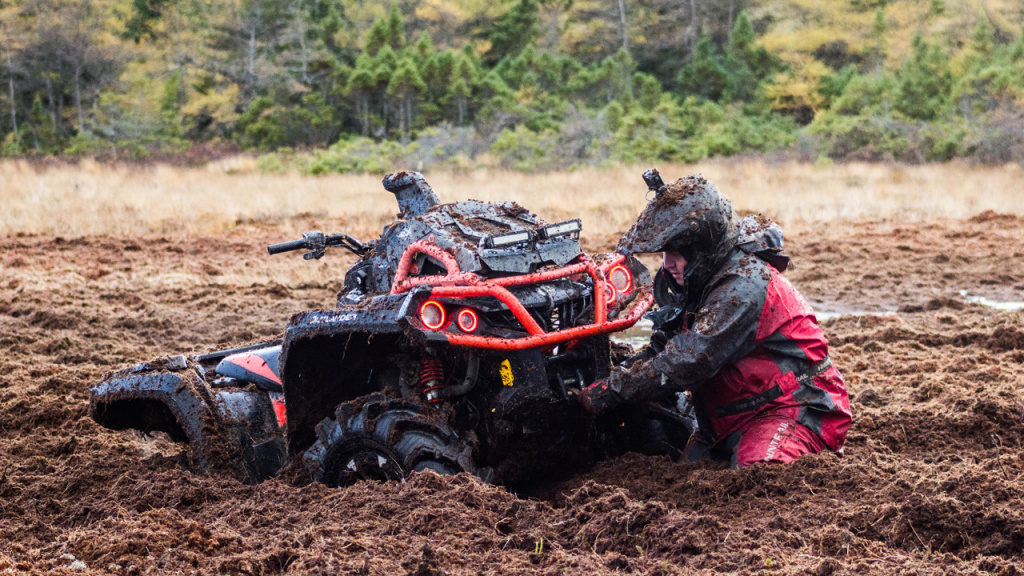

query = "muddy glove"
618;330;669;367
578;380;624;416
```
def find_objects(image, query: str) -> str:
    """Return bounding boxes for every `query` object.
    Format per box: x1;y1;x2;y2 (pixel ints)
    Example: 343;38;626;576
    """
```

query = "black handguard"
645;304;686;333
301;231;328;260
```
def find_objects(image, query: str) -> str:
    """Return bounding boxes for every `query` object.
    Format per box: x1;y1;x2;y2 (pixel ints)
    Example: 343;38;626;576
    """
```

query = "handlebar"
267;239;307;255
267;231;371;259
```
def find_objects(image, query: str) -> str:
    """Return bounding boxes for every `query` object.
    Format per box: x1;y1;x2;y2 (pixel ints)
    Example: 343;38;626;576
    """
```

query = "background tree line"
0;0;1022;170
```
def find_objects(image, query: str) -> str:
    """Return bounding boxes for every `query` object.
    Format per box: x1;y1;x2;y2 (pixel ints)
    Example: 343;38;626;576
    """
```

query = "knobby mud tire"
302;394;477;487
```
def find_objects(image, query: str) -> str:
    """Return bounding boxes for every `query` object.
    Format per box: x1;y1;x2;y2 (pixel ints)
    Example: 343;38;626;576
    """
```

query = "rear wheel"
303;394;476;487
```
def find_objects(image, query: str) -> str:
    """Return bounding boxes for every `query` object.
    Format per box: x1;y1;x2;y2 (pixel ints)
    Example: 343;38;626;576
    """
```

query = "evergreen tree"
347;57;376;135
29;93;57;151
896;35;951;121
364;18;390;57
634;72;661;110
677;35;728;101
385;5;406;52
817;65;858;108
159;69;181;137
970;14;995;57
386;58;426;140
482;0;538;66
870;7;888;74
444;55;478;125
721;11;779;102
447;78;472;125
123;0;168;43
320;3;344;53
413;31;434;66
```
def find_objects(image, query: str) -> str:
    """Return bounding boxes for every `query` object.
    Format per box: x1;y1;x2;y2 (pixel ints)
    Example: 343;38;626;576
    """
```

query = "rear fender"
90;366;287;482
90;371;213;469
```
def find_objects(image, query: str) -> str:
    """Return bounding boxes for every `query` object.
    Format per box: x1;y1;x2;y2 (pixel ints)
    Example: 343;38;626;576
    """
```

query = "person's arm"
606;268;768;404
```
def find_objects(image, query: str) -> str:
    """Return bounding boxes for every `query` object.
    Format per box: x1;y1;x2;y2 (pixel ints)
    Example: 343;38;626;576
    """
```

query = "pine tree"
385;6;406;52
30;93;56;151
482;0;538;66
970;14;995;57
870;7;888;75
634;72;661;111
387;58;426;141
897;35;951;120
123;0;168;43
159;69;181;137
320;3;343;53
347;57;376;135
413;31;434;66
449;79;472;125
677;35;728;101
364;18;390;57
445;55;478;125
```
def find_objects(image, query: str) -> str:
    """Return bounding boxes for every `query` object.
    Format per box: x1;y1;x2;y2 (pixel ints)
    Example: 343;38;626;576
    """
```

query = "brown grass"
2;158;1022;238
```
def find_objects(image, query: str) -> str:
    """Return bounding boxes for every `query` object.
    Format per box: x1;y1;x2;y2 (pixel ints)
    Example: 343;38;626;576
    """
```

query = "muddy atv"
90;171;654;486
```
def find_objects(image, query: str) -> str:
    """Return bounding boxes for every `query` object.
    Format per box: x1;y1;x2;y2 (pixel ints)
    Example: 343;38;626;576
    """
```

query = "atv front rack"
391;240;654;351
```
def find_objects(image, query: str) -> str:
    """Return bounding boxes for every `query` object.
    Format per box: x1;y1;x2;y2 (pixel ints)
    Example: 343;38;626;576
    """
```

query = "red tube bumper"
390;240;651;351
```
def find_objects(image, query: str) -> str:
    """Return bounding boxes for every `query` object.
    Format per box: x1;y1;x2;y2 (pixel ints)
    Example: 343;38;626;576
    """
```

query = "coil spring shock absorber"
419;357;445;403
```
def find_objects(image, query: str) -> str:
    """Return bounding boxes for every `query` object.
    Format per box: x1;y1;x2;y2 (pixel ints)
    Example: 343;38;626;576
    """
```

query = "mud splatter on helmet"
618;170;738;302
617;172;735;256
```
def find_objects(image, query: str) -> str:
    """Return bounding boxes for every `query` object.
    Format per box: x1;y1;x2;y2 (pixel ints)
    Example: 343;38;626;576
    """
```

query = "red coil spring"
419;357;445;403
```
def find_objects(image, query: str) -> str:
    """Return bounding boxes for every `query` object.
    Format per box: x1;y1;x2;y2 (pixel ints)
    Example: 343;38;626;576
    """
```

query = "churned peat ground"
0;163;1023;574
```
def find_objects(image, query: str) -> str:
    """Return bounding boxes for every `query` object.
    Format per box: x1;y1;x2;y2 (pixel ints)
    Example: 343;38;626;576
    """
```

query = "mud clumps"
1;217;1023;574
653;174;710;208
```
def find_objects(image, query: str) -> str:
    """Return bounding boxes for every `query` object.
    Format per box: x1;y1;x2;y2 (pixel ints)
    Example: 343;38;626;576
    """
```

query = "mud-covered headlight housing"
456;308;479;333
419;300;447;330
608;264;633;294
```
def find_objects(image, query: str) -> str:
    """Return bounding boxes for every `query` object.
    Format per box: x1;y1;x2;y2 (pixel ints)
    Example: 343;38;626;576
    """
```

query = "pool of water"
609;308;898;348
959;290;1024;312
610;293;1022;348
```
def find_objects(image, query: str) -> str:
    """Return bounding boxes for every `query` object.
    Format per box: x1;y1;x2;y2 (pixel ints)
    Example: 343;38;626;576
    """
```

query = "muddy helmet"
617;170;736;257
617;170;738;302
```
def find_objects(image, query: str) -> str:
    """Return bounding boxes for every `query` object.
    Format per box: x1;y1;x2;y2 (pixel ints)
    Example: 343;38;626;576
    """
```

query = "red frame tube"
444;293;654;351
390;240;647;350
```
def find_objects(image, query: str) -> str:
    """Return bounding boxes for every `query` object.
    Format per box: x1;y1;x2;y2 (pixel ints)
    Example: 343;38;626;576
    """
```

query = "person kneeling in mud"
579;171;851;469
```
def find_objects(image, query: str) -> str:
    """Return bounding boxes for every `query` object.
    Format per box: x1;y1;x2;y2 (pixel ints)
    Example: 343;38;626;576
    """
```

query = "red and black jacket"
605;251;852;452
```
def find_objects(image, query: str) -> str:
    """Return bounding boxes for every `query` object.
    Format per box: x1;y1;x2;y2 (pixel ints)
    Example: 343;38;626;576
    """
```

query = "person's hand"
617;330;669;368
577;380;622;415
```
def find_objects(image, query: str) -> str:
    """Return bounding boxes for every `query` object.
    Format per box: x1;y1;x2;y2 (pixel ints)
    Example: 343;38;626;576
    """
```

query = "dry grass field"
2;159;1022;239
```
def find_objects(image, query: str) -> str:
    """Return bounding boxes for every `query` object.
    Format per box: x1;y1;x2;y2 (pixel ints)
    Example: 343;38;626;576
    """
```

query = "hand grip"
267;239;306;255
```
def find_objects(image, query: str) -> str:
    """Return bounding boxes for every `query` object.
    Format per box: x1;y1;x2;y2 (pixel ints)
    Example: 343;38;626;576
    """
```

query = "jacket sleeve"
606;266;768;404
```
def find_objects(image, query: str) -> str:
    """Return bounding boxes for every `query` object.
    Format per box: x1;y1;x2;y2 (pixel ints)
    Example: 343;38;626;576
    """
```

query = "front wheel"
302;394;477;487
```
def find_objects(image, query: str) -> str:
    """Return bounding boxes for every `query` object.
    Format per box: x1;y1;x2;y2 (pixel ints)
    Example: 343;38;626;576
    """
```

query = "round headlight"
456;308;479;333
419;300;446;330
609;264;633;294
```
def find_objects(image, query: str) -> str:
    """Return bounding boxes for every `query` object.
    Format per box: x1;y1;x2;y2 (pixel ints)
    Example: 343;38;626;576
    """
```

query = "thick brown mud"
1;215;1023;575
